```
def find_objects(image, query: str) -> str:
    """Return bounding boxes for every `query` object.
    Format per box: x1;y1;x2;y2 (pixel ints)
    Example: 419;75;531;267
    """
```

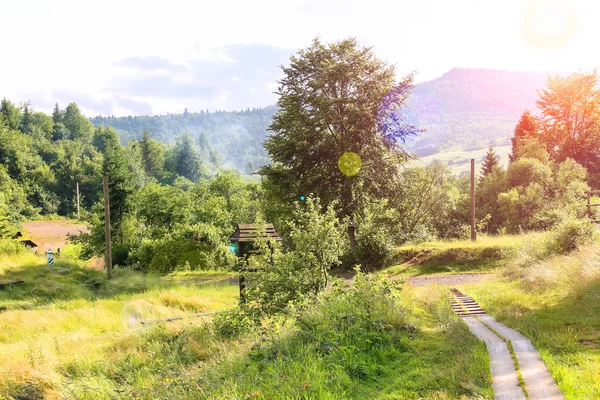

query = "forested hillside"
91;107;276;173
404;68;549;155
89;69;550;168
0;99;222;223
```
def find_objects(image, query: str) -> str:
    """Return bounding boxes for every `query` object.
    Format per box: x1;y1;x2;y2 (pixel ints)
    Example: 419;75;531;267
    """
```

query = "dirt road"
21;221;89;251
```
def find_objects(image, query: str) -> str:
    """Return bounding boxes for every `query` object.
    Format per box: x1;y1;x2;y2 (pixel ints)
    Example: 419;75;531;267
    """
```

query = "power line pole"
103;174;112;278
470;158;477;242
76;181;80;220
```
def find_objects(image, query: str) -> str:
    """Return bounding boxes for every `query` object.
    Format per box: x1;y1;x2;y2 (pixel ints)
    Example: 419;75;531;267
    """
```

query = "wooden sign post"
103;174;112;278
471;158;476;242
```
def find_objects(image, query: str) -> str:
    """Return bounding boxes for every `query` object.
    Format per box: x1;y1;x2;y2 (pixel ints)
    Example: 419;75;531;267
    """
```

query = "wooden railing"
586;190;600;223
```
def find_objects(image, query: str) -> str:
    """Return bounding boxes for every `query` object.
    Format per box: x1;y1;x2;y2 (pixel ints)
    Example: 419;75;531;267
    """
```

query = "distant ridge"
91;68;554;171
404;68;549;155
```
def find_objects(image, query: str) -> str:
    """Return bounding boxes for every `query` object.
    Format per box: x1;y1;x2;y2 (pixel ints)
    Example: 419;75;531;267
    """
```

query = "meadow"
0;240;494;399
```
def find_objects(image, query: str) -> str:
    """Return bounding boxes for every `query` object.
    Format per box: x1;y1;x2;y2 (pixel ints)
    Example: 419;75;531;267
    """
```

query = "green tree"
509;110;539;162
19;102;33;134
140;130;165;180
30;112;54;141
480;145;500;182
0;98;22;130
63;103;94;142
175;133;203;182
103;136;135;237
537;71;600;179
261;37;419;249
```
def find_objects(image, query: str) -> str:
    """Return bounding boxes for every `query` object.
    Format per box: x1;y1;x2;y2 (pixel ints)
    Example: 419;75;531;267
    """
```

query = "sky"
1;0;599;116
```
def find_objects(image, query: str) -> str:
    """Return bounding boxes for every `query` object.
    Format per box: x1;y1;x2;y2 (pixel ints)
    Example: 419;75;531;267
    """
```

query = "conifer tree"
480;145;500;184
19;102;33;134
140;130;165;179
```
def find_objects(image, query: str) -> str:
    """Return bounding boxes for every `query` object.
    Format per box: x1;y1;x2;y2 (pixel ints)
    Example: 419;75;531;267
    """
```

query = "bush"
549;217;596;254
0;239;27;255
212;307;258;339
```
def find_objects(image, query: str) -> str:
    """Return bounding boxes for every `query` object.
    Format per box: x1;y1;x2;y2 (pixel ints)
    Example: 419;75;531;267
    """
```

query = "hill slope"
404;68;548;156
91;68;551;172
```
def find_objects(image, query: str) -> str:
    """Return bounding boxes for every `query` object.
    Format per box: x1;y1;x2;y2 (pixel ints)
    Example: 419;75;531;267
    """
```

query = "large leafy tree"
261;38;419;247
537;71;600;180
63;103;94;142
0;98;22;130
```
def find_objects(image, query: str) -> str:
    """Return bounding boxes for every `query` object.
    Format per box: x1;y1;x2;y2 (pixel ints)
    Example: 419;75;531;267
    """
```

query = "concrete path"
462;316;526;400
479;314;564;400
456;293;565;400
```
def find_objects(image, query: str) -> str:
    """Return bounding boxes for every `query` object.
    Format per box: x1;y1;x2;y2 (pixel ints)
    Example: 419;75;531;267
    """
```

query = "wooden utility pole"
103;174;112;278
470;158;476;242
76;181;80;220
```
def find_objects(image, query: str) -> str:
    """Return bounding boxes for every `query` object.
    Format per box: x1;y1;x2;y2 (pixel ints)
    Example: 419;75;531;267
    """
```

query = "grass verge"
459;241;600;399
387;234;534;278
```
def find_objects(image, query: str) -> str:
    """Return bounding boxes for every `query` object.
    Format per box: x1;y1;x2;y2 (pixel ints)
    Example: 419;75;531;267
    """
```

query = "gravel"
407;273;492;286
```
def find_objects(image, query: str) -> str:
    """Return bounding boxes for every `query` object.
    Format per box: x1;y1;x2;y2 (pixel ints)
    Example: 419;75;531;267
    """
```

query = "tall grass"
462;230;600;399
0;250;238;399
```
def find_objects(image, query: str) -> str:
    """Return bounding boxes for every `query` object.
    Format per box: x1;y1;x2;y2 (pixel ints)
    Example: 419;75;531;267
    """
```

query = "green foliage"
243;198;346;315
353;200;397;272
395;162;466;241
261;37;417;257
549;217;596;254
477;166;508;233
480;145;500;179
140;129;165;180
537;71;600;181
0;98;22;130
62;103;94;142
509;109;539;162
91;107;274;174
507;157;552;189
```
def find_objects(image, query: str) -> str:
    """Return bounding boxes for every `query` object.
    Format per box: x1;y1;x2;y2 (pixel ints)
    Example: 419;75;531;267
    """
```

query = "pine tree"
175;133;201;181
480;145;500;184
103;137;134;237
140;130;165;179
52;103;62;124
510;109;538;162
19;102;33;134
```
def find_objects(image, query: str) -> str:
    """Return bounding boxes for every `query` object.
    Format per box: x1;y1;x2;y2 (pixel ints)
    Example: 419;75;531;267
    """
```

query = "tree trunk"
348;222;357;251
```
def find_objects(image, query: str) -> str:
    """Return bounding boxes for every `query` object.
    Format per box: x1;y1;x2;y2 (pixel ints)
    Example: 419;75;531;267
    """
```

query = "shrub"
549;217;596;254
0;239;27;255
213;307;258;339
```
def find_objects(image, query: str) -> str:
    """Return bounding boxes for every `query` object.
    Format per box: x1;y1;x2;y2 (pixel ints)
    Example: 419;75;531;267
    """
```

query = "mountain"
404;68;548;156
91;68;552;172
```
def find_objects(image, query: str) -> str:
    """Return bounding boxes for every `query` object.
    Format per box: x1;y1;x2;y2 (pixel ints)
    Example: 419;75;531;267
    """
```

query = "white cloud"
1;0;598;116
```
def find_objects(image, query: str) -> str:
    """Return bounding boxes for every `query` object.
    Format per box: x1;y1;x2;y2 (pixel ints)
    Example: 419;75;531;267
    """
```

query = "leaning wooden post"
76;181;80;220
103;174;112;278
586;191;591;218
470;158;476;242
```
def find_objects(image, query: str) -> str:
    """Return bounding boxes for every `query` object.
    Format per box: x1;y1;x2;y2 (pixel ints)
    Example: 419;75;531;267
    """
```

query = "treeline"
0;99;223;226
91;106;276;173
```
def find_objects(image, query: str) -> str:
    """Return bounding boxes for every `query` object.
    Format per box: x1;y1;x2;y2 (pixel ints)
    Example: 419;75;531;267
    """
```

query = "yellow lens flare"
338;152;362;177
523;0;576;49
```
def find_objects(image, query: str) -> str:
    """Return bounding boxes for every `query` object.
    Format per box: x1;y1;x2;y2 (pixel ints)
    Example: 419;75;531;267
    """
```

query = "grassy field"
409;145;511;176
456;239;600;399
0;240;493;399
387;234;535;278
0;242;238;399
